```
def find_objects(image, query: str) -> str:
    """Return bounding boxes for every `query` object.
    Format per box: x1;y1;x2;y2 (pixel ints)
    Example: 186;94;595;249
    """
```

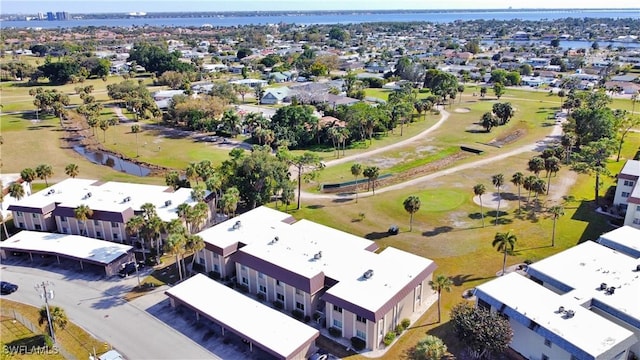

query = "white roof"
527;241;640;333
10;178;205;222
0;231;132;265
166;274;318;359
597;226;640;258
476;273;636;359
1;174;31;220
621;160;640;177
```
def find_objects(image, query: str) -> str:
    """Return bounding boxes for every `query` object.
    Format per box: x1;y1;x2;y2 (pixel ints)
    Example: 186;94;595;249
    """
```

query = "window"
333;305;342;313
633;218;640;225
259;285;266;293
96;231;102;238
213;253;219;259
113;233;119;240
258;272;264;279
60;216;67;222
198;257;205;265
94;220;100;225
213;264;219;272
241;265;247;271
18;222;24;228
62;227;68;234
624;180;635;187
637;205;640;211
295;288;302;295
34;224;42;230
544;339;551;347
111;222;119;228
32;213;38;218
16;211;23;217
356;315;366;323
276;280;282;286
80;229;87;236
356;330;366;340
333;319;342;329
541;355;549;360
622;192;630;198
242;277;248;285
296;302;304;310
277;293;284;301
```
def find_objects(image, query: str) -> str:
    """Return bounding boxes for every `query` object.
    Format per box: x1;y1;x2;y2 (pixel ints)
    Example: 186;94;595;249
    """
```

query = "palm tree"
429;274;453;323
35;164;53;186
473;184;486;227
188;202;209;233
548;205;564;247
491;174;504;226
561;133;576;164
74;204;93;236
544;156;561;195
0;211;10;239
363;166;380;195
131;124;141;157
221;187;240;217
511;172;524;212
523;175;537;206
64;163;79;178
20;168;36;195
126;215;146;260
185;162;199;185
350;163;362;203
528;157;545;178
164;233;186;281
492;231;517;276
8;183;25;201
532;178;547;205
186;234;205;275
403;195;421;232
38;305;68;338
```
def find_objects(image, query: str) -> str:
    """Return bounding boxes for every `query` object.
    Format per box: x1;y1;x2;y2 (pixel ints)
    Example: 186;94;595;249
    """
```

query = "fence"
321;173;393;192
1;307;76;360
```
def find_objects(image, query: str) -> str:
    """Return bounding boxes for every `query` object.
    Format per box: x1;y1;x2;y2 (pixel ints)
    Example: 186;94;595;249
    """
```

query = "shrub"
304;315;311;323
313;312;322;321
238;284;249;293
328;327;342;337
257;293;266;301
273;300;284;309
351;337;366;351
383;331;396;346
209;271;220;280
395;324;404;335
291;309;304;320
401;318;411;330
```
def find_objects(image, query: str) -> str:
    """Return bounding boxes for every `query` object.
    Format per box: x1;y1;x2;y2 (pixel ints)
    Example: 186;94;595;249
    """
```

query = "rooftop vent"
85;192;92;199
635;264;640;272
232;220;242;230
273;236;279;242
123;196;131;203
564;310;575;318
165;200;172;207
314;251;323;260
363;269;374;279
606;287;616;295
558;306;565;313
47;189;55;195
600;283;607;290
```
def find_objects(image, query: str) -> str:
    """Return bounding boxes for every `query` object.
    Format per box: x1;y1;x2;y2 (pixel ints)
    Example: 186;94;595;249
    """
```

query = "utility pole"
35;281;56;343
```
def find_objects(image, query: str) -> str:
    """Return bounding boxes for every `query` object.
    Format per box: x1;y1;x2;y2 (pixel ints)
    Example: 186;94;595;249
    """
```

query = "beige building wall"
12;211;54;232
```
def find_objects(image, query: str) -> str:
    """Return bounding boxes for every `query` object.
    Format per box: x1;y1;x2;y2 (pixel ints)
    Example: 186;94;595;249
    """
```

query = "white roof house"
166;274;319;360
597;226;640;259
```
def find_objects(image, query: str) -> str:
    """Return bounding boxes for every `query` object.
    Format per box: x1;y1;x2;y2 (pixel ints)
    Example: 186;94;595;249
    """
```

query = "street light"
34;281;56;343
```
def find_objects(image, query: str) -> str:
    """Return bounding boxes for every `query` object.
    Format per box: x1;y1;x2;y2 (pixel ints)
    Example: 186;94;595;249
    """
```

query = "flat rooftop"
8;178;205;222
0;230;132;265
166;274;318;359
475;273;637;359
620;159;640;177
527;240;640;330
597;226;640;259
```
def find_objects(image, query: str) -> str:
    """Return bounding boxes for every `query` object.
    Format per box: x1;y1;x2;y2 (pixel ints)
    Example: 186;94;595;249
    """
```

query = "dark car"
118;262;140;277
388;225;399;235
0;281;19;295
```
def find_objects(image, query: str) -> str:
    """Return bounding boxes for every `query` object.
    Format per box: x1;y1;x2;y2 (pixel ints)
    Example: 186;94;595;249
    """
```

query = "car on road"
0;281;19;294
118;262;143;277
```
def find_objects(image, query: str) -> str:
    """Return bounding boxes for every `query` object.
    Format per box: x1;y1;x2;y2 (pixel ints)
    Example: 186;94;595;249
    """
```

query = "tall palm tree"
176;203;191;231
532;178;547;205
38;305;68;338
64;163;79;178
20;168;36;195
491;174;504;226
126;215;146;260
185;162;199;185
403;195;421;232
511;172;524;212
528;157;545;178
473;184;486;227
548;205;564;247
8;183;25;201
0;212;10;240
190;184;206;203
74;204;93;236
188;202;209;233
221;187;240;218
35;164;53;186
363;166;380;195
523;175;537;206
492;231;517;276
544;156;561;195
560;133;576;165
131;124;141;157
186;234;205;275
429;274;453;323
164;233;186;281
350;163;362;203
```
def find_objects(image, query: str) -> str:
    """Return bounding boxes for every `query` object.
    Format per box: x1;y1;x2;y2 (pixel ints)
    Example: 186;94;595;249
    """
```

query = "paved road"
0;261;219;360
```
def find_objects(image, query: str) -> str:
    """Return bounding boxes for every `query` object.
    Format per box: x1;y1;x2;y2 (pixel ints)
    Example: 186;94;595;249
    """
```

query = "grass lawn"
0;299;108;360
0;317;66;360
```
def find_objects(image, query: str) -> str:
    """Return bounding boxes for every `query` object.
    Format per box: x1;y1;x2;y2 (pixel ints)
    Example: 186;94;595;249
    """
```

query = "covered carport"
166;274;319;360
0;230;133;277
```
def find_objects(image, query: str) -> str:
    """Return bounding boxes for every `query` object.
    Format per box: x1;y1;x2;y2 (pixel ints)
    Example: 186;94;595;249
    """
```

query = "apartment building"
193;206;437;351
475;226;640;360
613;160;640;229
8;178;212;244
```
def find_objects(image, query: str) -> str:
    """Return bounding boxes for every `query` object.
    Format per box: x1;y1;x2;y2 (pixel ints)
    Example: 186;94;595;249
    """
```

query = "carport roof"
165;274;319;360
0;231;132;265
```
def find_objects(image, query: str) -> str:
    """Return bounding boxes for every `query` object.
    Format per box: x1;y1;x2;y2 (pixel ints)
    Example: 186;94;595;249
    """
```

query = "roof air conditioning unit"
314;251;322;260
566;310;575;318
600;283;607;290
234;220;242;229
165;200;172;207
636;264;640;272
363;269;374;279
607;287;615;295
558;306;565;313
273;236;279;242
87;192;92;198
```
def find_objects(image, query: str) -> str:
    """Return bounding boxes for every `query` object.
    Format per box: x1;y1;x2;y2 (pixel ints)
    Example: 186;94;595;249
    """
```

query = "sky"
2;0;639;14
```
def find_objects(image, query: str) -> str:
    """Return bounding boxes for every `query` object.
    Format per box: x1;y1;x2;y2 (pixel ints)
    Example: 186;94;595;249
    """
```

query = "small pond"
74;145;151;176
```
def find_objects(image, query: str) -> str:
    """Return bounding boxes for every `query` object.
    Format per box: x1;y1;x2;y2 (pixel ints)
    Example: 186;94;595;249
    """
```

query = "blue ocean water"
2;9;640;29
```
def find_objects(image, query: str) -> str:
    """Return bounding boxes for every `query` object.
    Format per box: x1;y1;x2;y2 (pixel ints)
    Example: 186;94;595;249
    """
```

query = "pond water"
74;146;151;176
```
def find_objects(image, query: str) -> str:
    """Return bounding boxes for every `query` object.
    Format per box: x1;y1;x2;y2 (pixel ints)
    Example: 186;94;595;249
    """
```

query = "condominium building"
193;206;437;351
8;178;212;244
613;159;640;229
475;227;640;360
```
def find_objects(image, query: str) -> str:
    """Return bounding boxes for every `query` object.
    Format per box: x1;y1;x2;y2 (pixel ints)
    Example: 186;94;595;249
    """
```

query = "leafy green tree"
429;274;453;323
473;184;486;227
38;60;80;84
491;174;504;226
279;150;322;210
450;302;513;359
493;83;505;99
481;112;498;132
328;27;350;42
35;164;53;186
480;87;487;98
571;107;616;146
548;205;564;247
128;42;194;75
403;196;421;232
269;105;318;148
492;103;514;126
186;234;205;275
615;115;640;162
236;48;253;59
571;138;616;206
561;133;576;164
423;69;459;105
413;335;447;360
351;163;363;203
219;109;242;137
493;231;517;276
29;88;70;122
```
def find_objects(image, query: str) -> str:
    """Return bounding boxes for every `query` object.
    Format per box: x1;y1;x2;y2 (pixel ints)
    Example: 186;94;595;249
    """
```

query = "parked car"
0;281;19;295
388;224;399;235
118;262;141;277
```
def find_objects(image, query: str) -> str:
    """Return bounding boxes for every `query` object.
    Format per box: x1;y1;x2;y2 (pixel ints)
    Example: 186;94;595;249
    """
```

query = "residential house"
193;206;437;351
260;87;291;105
613;160;640;229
